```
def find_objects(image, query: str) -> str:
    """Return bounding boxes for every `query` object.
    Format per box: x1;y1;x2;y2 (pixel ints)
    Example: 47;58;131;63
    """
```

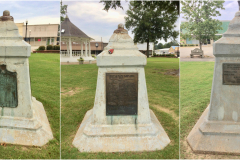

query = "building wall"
16;23;59;50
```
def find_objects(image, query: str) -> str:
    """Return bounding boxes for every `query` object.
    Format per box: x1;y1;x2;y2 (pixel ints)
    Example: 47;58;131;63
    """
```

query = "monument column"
81;40;83;57
0;10;53;146
187;6;240;154
88;40;91;57
69;37;72;58
85;40;87;57
66;41;69;56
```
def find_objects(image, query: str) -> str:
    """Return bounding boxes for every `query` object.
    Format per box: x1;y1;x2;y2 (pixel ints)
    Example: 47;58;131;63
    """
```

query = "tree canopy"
60;0;68;22
125;1;179;57
155;41;179;50
100;0;180;14
181;0;225;49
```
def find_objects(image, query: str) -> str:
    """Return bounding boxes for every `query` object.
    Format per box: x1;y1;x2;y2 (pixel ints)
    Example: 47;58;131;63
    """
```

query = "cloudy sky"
0;1;59;25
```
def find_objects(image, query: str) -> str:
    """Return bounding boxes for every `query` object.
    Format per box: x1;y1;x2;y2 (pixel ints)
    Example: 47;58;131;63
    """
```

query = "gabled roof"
61;15;92;39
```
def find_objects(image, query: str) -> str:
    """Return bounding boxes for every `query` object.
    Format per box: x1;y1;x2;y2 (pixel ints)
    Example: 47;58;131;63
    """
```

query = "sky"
0;1;59;25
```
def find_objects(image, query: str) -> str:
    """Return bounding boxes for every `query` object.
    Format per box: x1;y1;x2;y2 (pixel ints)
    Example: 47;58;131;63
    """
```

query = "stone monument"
187;6;240;154
0;10;53;146
72;24;170;152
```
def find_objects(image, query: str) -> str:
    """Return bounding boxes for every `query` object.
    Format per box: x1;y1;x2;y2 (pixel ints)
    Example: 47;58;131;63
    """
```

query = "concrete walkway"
180;46;215;62
180;46;214;58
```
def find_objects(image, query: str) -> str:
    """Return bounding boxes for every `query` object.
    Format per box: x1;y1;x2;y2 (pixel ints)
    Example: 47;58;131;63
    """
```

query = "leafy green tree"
100;0;180;14
100;0;123;12
60;0;68;22
181;0;224;50
125;1;179;58
163;40;179;48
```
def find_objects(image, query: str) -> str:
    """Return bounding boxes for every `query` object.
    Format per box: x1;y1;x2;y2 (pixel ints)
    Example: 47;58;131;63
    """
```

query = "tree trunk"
147;40;149;58
199;40;202;50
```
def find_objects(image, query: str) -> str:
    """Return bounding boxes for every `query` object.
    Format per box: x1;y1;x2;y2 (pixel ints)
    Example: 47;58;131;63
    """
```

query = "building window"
35;37;41;41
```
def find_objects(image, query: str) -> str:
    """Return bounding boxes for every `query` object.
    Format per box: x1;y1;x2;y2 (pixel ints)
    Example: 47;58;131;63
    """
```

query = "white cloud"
68;1;125;24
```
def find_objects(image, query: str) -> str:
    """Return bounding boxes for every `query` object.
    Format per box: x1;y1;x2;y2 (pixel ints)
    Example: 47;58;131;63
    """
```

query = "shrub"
38;46;45;51
53;45;60;50
47;45;53;50
153;52;157;57
77;57;84;61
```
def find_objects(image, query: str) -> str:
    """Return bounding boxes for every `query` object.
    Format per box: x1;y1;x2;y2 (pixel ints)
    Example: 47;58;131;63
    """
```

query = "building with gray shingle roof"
61;15;95;62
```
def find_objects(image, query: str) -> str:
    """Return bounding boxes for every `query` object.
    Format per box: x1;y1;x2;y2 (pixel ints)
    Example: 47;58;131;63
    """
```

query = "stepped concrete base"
72;109;170;152
187;105;240;155
0;97;53;146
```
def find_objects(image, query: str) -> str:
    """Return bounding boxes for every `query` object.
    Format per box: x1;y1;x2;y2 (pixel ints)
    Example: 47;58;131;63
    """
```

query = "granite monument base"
187;105;240;155
72;109;170;152
0;97;53;146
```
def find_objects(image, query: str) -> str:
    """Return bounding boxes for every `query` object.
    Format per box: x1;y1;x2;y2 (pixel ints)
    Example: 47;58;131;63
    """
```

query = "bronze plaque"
106;73;138;115
223;63;240;85
0;65;18;108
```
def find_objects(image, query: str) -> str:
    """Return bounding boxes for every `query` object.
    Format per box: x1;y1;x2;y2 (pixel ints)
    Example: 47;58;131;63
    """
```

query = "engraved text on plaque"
106;73;138;115
223;63;240;85
0;65;18;107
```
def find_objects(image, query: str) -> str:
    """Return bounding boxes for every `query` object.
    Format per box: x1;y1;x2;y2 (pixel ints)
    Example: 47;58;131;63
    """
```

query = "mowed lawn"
61;57;179;159
0;53;60;159
180;62;240;159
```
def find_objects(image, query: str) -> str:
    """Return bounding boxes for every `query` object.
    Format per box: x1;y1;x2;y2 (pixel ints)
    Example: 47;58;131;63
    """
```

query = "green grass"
61;57;179;159
180;62;240;159
0;53;60;159
180;62;214;159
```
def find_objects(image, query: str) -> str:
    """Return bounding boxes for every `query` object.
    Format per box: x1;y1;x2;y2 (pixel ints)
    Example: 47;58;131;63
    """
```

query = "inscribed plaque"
0;65;18;108
223;63;240;85
106;73;138;115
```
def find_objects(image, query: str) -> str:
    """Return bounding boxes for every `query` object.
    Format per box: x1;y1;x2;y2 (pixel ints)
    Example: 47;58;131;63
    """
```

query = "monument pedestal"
0;97;53;146
73;24;170;152
187;10;240;155
187;105;240;155
0;10;53;146
73;109;170;152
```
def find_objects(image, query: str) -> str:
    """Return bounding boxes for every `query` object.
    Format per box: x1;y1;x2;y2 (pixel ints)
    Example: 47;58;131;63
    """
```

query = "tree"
181;0;224;50
100;0;123;12
100;0;180;14
125;1;179;58
60;0;68;22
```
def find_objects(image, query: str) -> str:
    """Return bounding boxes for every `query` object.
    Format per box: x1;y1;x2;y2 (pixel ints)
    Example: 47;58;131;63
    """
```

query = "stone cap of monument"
61;15;93;40
0;10;31;57
97;23;146;67
213;10;240;57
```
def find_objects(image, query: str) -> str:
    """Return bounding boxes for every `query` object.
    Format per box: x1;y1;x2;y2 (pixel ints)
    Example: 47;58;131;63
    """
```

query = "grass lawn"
61;57;179;159
0;53;60;159
180;62;240;159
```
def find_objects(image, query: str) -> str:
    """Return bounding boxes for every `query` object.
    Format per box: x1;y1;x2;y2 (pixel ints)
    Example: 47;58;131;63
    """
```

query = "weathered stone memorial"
187;6;240;155
73;24;170;152
0;10;53;146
